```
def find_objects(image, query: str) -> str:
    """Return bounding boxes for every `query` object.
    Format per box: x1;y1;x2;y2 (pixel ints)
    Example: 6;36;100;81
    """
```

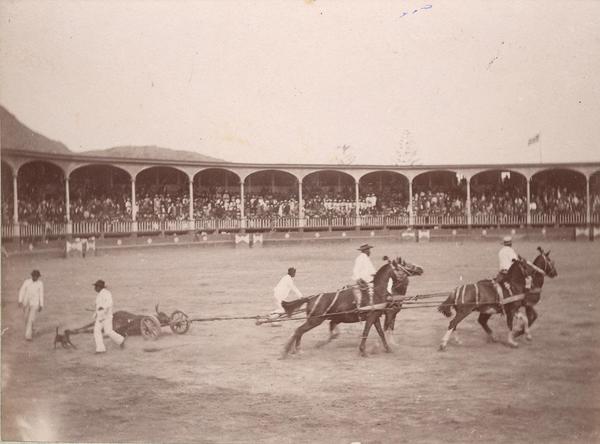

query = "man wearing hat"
352;244;376;304
496;236;519;288
18;269;44;341
92;279;126;353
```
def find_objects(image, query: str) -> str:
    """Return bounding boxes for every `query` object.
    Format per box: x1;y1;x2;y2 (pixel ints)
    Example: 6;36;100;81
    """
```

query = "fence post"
66;221;73;240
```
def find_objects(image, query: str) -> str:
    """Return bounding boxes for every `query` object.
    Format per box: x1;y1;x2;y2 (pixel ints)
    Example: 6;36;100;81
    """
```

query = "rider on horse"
352;244;376;306
496;236;519;293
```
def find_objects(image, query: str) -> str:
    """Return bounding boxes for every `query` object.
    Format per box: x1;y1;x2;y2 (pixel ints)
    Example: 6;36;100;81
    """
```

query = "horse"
513;247;558;339
281;256;417;358
381;258;424;345
437;257;539;351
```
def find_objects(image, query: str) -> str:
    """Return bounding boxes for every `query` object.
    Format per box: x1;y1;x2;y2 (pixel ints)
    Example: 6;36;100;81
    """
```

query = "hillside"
0;106;71;154
80;145;224;163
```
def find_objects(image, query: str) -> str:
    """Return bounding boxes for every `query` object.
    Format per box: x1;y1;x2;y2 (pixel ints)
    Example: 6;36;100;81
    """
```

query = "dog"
54;327;77;349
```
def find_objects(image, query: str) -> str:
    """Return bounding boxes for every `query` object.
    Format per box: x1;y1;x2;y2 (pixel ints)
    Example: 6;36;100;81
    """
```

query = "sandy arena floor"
1;240;599;443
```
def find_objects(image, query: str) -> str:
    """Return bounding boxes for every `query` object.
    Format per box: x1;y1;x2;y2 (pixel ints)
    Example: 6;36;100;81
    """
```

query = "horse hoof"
359;350;368;357
486;335;497;343
525;334;532;342
438;344;447;352
508;342;519;349
384;347;392;354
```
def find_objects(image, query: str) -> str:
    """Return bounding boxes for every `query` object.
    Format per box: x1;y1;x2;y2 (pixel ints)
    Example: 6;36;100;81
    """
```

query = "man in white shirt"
496;236;519;289
352;244;376;305
353;244;376;284
92;279;126;353
273;267;304;313
18;269;44;341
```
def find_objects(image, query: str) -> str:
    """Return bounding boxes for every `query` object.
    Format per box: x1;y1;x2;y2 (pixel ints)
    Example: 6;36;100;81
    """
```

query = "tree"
333;144;356;165
393;130;419;165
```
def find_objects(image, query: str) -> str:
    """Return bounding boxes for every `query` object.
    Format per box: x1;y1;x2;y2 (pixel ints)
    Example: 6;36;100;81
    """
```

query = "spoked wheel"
140;315;162;340
169;310;191;335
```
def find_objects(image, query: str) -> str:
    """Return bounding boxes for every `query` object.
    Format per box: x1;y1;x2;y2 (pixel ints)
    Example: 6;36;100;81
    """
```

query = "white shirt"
18;278;44;308
274;275;303;304
498;246;518;271
95;288;115;319
352;253;376;282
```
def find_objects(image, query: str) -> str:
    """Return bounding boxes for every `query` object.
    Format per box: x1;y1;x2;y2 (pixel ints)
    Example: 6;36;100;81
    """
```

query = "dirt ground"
1;240;599;444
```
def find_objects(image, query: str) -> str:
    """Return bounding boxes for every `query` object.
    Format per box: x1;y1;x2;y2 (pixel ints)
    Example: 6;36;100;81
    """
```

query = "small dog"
54;327;77;349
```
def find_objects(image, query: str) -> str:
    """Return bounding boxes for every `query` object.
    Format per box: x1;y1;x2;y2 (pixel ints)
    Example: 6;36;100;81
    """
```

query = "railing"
1;212;598;240
413;215;468;226
471;214;527;226
530;212;587;225
246;218;299;230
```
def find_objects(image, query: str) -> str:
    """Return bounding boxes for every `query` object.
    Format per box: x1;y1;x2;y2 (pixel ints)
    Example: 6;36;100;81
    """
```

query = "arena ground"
1;240;599;443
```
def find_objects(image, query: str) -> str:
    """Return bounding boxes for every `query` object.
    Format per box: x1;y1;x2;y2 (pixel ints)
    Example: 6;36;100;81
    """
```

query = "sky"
0;0;599;165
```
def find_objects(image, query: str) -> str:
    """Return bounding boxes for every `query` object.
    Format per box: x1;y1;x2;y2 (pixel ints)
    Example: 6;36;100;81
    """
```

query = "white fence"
2;212;599;239
471;214;527;226
530;212;587;225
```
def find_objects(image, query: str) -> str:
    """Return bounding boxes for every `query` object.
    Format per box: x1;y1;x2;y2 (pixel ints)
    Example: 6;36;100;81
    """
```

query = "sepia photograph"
1;1;599;443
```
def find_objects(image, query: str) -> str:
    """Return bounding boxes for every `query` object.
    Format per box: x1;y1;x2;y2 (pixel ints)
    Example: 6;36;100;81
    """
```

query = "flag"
528;133;540;146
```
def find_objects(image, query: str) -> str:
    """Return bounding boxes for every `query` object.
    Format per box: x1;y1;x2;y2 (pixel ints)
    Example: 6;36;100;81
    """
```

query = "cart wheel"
140;315;162;340
169;310;191;334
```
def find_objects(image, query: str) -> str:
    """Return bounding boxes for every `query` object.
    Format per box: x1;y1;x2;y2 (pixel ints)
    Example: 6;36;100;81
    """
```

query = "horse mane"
373;258;393;284
506;258;525;282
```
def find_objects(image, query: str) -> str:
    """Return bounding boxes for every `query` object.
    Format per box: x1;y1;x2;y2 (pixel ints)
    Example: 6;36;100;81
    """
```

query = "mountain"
0;105;225;162
0;105;71;154
80;145;225;162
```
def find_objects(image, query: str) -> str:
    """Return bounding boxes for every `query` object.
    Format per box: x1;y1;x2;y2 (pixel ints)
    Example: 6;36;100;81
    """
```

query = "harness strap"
323;290;341;315
357;302;389;311
453;286;460;305
502;293;525;305
308;293;324;317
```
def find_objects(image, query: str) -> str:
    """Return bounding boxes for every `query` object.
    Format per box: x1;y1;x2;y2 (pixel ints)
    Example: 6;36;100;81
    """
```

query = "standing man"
18;269;44;341
273;267;304;314
92;279;125;353
352;244;376;305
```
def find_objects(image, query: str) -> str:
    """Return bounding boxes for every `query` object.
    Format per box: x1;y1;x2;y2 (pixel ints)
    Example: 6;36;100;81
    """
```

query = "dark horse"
506;247;557;340
381;258;424;345
281;257;420;357
437;257;540;350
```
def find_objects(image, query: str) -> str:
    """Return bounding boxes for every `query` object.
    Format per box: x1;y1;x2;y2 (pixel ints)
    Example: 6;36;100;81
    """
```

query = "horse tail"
281;297;312;316
438;292;455;318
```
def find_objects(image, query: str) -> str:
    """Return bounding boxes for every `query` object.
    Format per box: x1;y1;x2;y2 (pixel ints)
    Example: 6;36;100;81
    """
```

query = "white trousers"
94;316;124;352
23;304;39;340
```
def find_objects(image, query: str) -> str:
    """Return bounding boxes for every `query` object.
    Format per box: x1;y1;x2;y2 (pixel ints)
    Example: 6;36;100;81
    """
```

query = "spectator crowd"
2;176;599;226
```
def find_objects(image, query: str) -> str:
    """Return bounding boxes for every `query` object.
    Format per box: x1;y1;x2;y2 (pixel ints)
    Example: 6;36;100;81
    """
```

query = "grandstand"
1;106;600;242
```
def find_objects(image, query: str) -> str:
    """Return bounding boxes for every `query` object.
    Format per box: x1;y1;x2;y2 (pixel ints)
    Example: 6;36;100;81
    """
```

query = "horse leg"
373;316;391;353
315;320;340;348
329;320;340;339
505;307;519;348
515;306;536;340
384;308;399;346
439;307;471;351
358;312;377;357
478;312;496;343
282;318;324;358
